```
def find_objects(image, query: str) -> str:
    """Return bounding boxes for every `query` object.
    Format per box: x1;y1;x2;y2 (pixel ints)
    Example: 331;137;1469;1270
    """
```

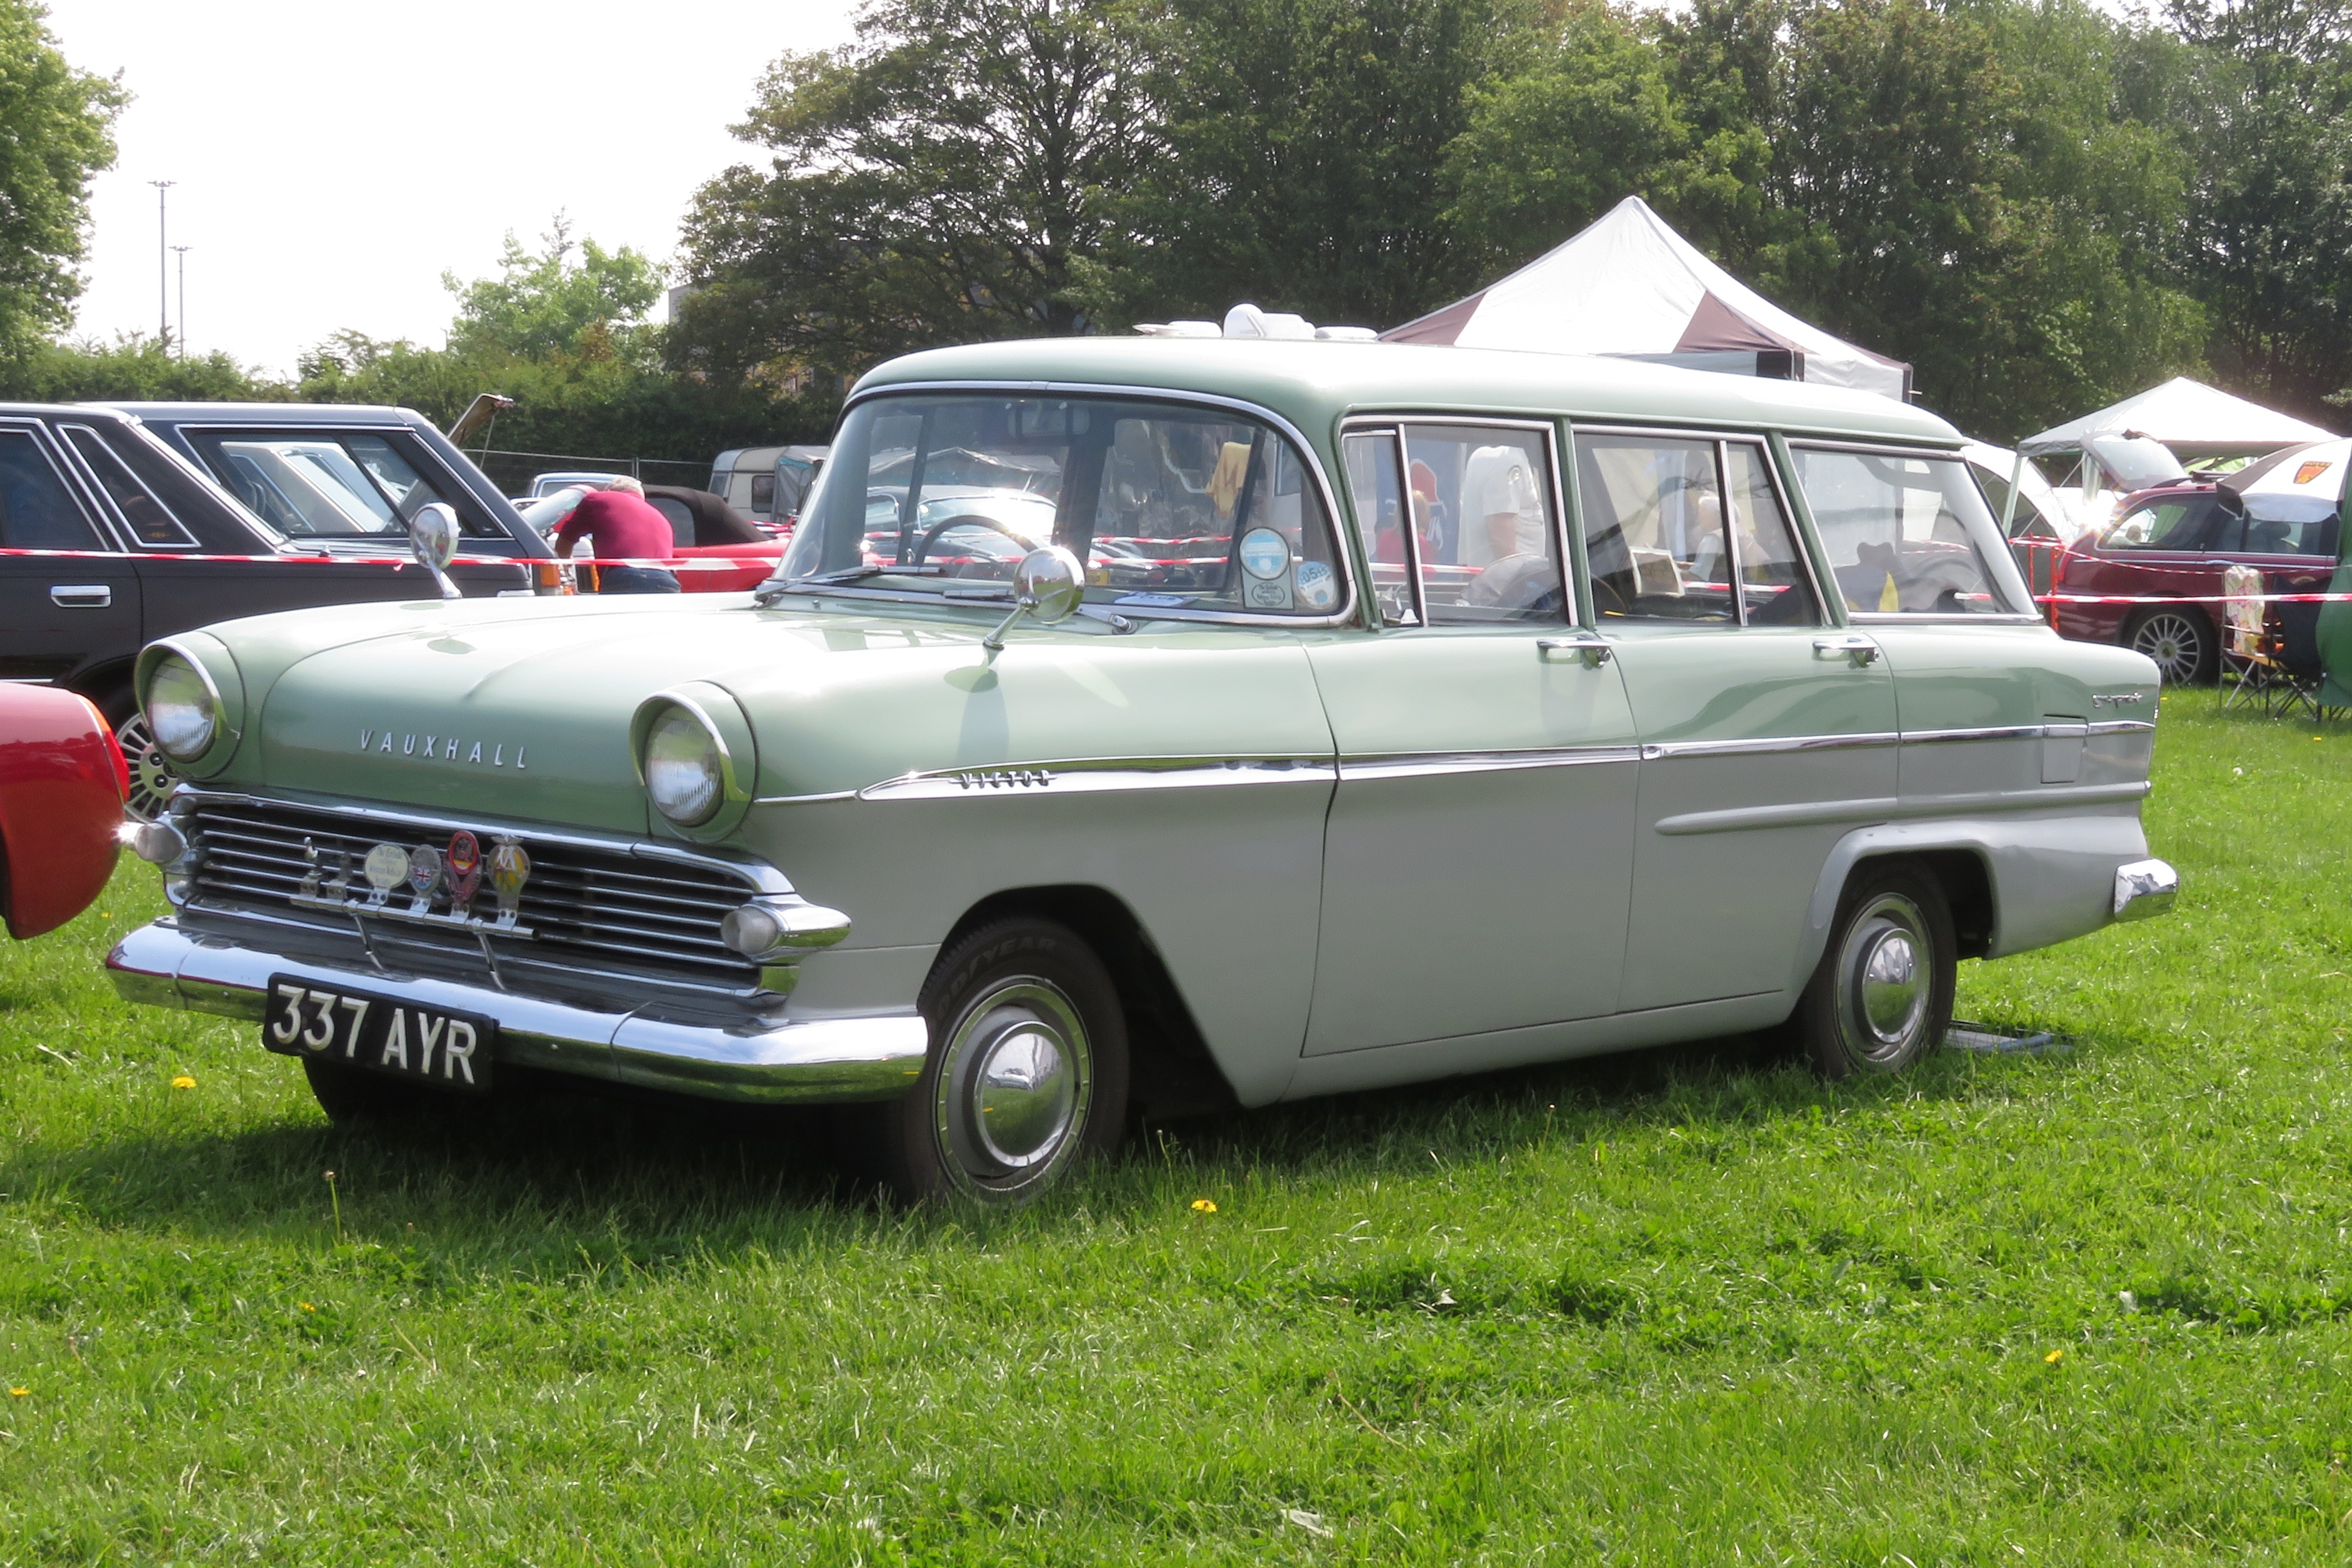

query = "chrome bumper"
2111;858;2180;923
107;920;928;1104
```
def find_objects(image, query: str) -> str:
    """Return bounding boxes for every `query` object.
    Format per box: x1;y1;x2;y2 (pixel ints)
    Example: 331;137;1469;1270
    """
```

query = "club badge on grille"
406;844;443;912
445;830;482;914
488;835;531;927
362;844;410;906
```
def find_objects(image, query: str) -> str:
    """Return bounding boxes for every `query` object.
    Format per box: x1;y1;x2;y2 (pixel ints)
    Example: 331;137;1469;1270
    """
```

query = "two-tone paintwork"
110;338;2166;1107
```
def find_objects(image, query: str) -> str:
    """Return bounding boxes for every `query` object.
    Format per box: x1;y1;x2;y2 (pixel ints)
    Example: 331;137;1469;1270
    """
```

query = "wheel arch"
938;884;1240;1120
1791;828;2002;995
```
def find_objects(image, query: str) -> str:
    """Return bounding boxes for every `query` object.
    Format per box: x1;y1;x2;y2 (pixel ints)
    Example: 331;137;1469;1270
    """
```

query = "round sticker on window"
1238;527;1291;580
1294;559;1338;611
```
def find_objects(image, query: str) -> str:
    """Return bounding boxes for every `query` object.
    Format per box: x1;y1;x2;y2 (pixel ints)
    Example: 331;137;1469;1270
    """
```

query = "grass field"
3;687;2348;1564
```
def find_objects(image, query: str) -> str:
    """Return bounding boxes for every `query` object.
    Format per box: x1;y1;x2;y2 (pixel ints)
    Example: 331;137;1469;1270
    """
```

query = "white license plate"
262;976;495;1092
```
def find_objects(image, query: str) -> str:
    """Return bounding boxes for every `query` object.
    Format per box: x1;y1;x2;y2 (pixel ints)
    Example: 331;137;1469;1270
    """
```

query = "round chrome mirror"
1014;546;1084;623
407;502;463;600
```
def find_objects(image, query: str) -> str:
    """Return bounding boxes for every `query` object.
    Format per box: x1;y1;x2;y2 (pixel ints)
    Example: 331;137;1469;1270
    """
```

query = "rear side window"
2105;497;2218;551
0;428;104;549
1574;432;1821;627
64;425;199;547
184;429;500;539
650;495;697;548
1789;447;2032;616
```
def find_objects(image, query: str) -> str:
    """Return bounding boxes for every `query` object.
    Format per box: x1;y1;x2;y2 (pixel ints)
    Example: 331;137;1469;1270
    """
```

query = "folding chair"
2219;563;2321;718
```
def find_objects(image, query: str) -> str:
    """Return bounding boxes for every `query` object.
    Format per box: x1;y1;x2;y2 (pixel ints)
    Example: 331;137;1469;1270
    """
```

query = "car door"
1781;442;2054;810
0;423;141;706
1575;428;1899;1014
1303;420;1639;1055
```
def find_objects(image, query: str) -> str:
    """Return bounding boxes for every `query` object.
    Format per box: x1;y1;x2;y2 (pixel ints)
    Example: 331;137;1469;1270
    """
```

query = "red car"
2051;455;2341;684
1;683;127;938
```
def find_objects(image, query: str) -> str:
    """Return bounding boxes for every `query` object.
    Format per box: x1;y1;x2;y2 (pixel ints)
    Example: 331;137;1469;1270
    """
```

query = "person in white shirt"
1458;444;1547;569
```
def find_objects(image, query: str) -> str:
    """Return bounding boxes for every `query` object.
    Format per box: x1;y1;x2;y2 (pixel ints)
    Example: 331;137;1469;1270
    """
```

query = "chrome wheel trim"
1836;892;1931;1063
930;976;1092;1201
116;713;177;824
2130;612;2205;685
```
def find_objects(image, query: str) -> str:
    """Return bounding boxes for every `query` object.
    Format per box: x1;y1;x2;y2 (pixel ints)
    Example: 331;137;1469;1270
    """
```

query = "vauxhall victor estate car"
107;338;2177;1203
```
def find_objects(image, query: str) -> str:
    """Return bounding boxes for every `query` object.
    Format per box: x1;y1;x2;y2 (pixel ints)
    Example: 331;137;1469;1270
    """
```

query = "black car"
0;403;553;816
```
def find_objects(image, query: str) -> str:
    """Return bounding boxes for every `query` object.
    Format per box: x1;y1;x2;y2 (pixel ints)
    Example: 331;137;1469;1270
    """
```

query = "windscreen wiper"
756;563;945;602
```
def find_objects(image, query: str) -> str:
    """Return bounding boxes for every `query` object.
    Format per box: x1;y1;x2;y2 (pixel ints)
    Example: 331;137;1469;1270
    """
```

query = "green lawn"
3;688;2348;1564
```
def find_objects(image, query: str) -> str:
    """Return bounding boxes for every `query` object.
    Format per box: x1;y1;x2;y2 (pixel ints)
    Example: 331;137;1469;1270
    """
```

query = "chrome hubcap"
934;978;1090;1198
2132;614;2202;684
1839;893;1929;1059
115;713;176;823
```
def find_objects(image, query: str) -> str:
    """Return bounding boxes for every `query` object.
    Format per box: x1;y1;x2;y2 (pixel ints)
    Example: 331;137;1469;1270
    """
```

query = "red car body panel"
675;540;789;593
0;683;126;938
2051;480;2335;657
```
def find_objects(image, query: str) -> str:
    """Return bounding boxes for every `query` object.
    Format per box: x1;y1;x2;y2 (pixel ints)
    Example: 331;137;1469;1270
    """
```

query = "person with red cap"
549;476;680;593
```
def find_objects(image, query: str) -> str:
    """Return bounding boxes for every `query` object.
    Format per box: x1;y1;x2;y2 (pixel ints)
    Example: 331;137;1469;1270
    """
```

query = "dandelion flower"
7;1387;24;1398
322;1170;336;1182
2044;1349;2064;1363
170;1075;195;1090
1190;1198;1217;1213
299;1302;316;1313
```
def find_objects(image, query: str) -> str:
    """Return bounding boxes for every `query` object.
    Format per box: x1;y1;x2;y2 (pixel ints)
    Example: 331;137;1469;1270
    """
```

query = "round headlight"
643;706;724;826
145;653;218;761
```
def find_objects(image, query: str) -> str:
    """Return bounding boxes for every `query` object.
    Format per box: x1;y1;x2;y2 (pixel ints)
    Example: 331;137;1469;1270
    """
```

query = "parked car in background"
0;402;551;817
708;444;826;533
2049;440;2344;684
110;336;2173;1205
1;682;125;938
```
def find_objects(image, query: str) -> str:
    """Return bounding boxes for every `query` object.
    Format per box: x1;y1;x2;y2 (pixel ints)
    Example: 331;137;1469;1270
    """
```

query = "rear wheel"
862;918;1129;1205
1795;862;1955;1077
2124;607;2216;686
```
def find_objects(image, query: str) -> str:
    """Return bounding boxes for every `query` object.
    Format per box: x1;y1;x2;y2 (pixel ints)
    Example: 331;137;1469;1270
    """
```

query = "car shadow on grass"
5;1026;2049;1254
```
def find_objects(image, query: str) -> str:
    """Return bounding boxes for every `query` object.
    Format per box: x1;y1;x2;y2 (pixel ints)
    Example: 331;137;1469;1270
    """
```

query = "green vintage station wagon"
110;337;2177;1202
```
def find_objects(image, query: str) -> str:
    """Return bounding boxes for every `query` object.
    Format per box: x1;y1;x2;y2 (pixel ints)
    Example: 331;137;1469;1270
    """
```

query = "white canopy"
2019;377;2333;460
1383;195;1912;401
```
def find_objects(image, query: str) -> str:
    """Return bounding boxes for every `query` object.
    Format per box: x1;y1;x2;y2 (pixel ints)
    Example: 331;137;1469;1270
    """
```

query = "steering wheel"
911;512;1036;568
1589;574;1629;617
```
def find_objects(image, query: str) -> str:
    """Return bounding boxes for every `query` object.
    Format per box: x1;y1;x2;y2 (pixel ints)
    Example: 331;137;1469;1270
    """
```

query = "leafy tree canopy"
0;1;124;355
444;215;665;363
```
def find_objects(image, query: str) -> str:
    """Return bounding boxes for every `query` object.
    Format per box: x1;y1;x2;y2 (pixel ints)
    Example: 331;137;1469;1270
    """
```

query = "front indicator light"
144;653;218;761
720;899;851;959
643;706;725;826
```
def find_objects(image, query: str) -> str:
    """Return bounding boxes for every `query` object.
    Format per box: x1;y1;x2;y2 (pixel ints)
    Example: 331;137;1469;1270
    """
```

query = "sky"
46;0;864;377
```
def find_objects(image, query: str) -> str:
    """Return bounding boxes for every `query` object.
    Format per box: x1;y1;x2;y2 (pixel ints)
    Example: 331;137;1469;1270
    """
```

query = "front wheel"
1795;863;1955;1077
865;918;1129;1205
114;712;177;823
2124;607;2216;686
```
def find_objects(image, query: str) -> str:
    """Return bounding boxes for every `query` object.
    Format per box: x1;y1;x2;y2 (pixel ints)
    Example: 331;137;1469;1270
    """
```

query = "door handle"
1536;631;1613;667
1813;635;1880;667
49;584;111;608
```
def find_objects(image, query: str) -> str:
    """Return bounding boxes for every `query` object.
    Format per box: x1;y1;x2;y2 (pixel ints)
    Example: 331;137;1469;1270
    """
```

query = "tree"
674;0;1160;380
445;215;665;363
0;2;124;356
1119;0;1538;328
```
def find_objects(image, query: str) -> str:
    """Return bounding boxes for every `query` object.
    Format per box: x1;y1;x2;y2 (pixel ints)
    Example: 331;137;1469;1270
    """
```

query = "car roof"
97;402;425;426
855;338;1962;447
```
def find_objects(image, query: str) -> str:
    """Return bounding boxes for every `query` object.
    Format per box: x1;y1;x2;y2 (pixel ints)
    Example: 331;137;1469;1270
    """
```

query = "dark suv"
0;403;552;814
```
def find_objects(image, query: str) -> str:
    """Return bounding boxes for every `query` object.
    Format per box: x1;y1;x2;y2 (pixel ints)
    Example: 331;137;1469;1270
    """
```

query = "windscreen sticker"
1239;527;1291;580
1294;559;1339;611
1112;592;1191;607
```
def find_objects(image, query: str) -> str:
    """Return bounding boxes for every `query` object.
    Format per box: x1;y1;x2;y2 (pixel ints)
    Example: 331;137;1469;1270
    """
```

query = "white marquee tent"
2019;376;2333;462
1383;195;1912;401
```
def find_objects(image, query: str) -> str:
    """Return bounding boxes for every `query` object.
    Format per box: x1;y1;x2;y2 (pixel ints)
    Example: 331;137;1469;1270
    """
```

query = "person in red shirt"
550;476;681;593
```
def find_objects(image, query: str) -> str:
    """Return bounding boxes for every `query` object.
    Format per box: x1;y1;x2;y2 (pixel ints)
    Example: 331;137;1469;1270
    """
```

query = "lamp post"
147;180;175;348
170;245;190;357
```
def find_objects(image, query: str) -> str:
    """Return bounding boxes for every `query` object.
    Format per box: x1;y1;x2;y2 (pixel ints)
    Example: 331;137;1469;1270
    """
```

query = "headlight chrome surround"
630;684;757;837
134;634;246;778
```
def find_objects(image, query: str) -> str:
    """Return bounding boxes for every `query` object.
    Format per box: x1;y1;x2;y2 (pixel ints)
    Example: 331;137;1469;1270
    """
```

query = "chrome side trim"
106;920;926;1104
2112;858;2179;921
857;756;1337;801
1901;725;2047;745
2086;719;2157;735
1339;745;1640;781
1654;779;2152;836
1643;731;1902;760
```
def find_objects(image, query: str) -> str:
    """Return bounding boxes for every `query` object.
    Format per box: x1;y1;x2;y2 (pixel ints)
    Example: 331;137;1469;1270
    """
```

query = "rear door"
1577;428;1899;1013
0;423;141;707
1304;419;1639;1053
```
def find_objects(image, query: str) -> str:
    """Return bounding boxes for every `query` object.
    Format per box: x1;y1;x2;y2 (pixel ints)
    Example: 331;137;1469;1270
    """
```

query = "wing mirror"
983;546;1086;650
408;502;463;600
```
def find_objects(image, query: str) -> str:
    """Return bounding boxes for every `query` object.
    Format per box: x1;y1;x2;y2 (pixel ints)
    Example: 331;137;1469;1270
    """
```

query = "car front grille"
180;795;761;990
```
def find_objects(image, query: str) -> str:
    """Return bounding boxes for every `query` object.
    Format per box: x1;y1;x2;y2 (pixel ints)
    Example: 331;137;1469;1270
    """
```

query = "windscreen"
774;394;1348;618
